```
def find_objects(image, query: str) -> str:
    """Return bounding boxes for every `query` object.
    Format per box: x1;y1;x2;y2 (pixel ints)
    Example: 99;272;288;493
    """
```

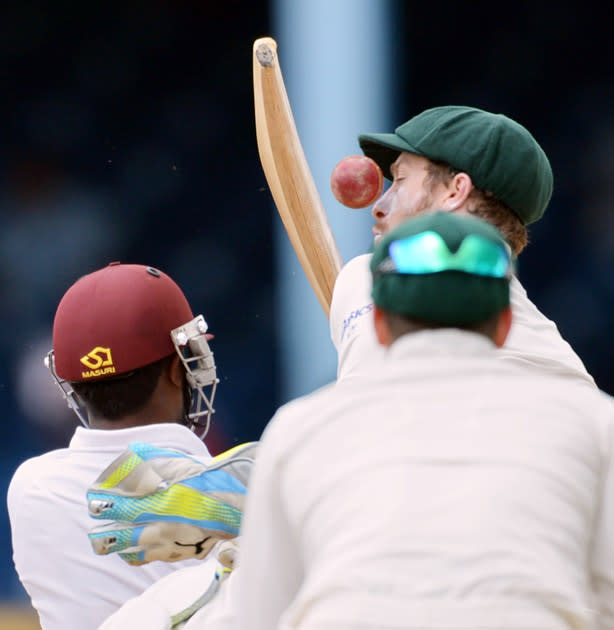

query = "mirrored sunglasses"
375;230;512;279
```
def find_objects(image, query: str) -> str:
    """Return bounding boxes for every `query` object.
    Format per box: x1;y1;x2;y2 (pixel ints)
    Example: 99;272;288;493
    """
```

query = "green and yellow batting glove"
86;441;257;565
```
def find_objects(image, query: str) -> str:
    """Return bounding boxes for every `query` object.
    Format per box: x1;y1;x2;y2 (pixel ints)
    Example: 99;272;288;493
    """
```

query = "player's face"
371;152;448;242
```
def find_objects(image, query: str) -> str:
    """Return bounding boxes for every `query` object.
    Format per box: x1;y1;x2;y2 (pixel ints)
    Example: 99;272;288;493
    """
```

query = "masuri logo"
80;347;116;378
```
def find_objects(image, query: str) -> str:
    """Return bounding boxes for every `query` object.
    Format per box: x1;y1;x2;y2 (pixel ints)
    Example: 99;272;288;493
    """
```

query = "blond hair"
426;160;528;255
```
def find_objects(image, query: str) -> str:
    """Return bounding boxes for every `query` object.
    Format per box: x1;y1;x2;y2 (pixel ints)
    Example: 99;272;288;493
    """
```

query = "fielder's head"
47;262;218;437
358;105;553;255
370;211;513;347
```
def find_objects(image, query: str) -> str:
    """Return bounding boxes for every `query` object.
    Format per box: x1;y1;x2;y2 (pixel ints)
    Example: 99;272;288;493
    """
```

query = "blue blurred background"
0;0;611;617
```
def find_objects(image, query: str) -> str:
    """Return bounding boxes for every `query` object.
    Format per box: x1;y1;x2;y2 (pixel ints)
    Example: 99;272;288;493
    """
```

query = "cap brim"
358;133;424;180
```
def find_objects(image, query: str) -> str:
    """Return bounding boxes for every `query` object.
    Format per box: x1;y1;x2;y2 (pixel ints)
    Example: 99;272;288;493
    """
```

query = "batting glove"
86;441;257;565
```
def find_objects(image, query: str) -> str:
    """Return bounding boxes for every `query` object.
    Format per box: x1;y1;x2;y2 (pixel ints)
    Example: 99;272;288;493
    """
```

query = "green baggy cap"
359;106;553;225
371;211;511;326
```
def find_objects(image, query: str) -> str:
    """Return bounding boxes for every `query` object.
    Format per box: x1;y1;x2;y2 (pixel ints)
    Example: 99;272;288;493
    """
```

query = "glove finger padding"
215;538;239;570
87;441;258;564
207;442;258;487
89;521;222;565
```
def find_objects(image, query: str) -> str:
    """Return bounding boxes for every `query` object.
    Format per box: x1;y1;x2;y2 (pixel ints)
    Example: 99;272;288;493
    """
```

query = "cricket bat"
252;36;343;318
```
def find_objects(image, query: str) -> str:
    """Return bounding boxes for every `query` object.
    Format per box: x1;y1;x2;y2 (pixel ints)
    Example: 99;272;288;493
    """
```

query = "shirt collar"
69;422;211;457
387;328;497;361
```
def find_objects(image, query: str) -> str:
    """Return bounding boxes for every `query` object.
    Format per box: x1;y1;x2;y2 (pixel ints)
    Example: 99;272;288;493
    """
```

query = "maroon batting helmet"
52;262;194;382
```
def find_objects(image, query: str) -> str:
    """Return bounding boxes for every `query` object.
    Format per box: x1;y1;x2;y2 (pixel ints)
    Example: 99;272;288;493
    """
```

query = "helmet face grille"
171;315;219;439
53;264;194;382
45;350;90;428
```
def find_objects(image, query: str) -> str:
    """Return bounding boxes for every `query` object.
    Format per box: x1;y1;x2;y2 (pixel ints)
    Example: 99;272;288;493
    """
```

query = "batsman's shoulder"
7;446;78;513
581;384;614;418
8;447;66;486
599;389;614;409
599;389;614;430
7;455;48;518
8;452;45;485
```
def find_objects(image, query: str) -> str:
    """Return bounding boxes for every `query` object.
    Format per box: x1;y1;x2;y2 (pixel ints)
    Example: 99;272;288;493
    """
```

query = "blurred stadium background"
0;1;611;627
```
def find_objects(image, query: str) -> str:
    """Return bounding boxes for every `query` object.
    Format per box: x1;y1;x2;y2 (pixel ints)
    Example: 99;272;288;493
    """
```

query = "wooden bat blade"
253;36;343;318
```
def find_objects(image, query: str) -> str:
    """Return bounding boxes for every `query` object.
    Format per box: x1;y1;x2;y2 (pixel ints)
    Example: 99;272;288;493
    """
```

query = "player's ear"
373;305;393;347
166;354;185;388
493;306;513;348
440;172;473;210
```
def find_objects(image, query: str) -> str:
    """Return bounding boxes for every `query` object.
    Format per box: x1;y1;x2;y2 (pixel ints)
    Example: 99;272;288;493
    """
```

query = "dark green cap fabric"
371;211;510;325
359;105;553;225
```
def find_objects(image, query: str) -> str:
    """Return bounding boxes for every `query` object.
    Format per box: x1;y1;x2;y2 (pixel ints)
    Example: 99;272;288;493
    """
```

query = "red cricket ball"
330;155;384;209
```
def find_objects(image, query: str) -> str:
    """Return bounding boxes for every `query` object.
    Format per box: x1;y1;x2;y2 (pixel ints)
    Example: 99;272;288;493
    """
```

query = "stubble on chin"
372;189;438;246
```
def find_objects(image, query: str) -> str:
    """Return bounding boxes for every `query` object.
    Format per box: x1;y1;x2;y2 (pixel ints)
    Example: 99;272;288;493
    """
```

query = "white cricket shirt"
98;553;237;630
234;330;614;630
329;253;596;385
7;422;212;630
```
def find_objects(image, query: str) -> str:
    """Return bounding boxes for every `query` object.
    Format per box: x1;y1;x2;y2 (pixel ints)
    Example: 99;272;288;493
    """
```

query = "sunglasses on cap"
374;231;513;279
